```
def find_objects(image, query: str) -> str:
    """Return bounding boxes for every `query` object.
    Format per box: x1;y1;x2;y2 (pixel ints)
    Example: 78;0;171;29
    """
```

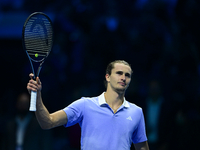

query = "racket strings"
24;15;53;60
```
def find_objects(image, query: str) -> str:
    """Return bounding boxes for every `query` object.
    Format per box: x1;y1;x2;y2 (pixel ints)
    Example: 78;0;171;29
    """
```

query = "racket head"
22;12;53;63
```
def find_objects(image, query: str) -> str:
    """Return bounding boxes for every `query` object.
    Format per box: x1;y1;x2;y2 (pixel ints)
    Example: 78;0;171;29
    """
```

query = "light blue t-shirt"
63;92;147;150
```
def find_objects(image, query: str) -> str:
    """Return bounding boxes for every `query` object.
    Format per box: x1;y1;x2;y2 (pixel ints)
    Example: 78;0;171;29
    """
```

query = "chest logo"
126;116;132;121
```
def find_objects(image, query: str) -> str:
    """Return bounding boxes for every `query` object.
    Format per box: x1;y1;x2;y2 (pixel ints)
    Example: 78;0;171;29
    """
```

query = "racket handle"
29;91;37;111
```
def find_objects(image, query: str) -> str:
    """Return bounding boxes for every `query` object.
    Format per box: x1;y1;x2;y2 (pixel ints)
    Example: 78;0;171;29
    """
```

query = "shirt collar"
98;92;130;108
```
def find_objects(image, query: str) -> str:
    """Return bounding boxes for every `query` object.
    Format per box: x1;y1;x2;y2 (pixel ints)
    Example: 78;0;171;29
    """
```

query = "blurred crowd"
0;0;200;150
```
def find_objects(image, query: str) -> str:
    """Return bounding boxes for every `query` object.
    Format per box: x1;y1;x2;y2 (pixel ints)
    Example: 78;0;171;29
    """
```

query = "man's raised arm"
27;74;68;129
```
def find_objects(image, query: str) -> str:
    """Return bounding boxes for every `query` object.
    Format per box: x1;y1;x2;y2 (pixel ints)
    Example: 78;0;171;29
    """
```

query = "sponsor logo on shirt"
126;116;132;121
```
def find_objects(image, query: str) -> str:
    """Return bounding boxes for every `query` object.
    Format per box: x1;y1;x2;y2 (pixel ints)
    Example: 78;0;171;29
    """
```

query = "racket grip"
29;91;37;111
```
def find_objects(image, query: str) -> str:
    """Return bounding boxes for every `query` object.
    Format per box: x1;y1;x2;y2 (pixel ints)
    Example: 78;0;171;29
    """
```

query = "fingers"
29;73;34;79
27;80;38;92
36;77;41;85
27;73;42;92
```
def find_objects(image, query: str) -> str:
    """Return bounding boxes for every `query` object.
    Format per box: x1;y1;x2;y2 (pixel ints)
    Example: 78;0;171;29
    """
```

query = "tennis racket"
22;12;53;111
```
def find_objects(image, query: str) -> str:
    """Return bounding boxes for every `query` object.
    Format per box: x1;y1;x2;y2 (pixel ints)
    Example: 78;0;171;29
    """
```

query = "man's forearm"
35;92;53;129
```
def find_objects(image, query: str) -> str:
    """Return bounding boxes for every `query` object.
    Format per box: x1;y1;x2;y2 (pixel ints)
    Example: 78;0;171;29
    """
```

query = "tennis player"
27;60;149;150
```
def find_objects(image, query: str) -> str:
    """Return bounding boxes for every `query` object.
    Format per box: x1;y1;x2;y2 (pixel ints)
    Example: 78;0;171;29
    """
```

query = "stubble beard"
108;81;129;95
112;85;127;95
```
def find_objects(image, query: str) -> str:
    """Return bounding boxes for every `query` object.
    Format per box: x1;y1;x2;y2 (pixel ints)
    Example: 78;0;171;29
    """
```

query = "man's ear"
105;74;110;82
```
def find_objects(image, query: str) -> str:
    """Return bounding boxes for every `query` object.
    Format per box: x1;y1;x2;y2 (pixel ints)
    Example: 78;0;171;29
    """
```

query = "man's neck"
104;89;124;112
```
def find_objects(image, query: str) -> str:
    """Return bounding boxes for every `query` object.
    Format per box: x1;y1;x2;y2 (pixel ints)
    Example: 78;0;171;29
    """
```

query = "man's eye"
125;74;131;77
117;71;123;75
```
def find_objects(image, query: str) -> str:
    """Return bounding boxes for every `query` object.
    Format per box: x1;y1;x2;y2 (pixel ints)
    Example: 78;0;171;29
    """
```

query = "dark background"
0;0;200;150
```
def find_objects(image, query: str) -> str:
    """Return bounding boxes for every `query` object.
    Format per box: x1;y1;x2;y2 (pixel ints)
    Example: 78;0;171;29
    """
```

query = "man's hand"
27;73;42;93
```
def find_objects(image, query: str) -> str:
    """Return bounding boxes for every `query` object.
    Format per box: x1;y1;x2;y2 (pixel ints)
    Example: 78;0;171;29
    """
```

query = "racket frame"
22;12;53;111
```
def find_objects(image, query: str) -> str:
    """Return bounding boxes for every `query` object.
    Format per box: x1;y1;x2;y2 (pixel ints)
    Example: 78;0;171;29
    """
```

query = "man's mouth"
118;82;126;86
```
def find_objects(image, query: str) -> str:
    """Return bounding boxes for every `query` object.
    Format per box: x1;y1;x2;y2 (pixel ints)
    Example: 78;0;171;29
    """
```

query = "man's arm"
134;141;149;150
27;74;68;129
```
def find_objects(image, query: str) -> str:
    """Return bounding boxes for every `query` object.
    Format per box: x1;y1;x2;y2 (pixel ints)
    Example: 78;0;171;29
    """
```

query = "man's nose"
121;74;126;81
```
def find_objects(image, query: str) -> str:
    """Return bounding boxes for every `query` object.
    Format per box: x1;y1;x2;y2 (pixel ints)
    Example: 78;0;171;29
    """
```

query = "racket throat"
36;63;43;77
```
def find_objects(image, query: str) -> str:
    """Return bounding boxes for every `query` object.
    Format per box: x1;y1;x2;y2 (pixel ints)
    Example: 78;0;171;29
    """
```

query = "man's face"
106;63;132;93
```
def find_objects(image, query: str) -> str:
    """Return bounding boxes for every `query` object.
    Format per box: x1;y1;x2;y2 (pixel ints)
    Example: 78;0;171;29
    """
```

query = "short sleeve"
132;109;147;143
63;98;85;127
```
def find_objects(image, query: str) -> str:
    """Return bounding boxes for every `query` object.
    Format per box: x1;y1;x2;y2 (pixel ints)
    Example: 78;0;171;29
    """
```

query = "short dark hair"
104;60;132;88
